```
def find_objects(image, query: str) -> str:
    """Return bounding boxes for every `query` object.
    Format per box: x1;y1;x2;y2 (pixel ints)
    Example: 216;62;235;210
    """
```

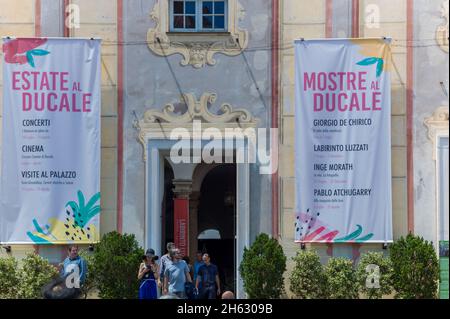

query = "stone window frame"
147;0;248;68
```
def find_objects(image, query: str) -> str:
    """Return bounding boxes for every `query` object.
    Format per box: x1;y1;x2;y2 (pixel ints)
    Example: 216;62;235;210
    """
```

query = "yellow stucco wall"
360;0;409;239
70;0;119;236
279;0;328;297
0;0;37;259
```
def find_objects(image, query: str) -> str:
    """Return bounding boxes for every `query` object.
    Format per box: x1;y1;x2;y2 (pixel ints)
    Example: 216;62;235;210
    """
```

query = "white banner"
294;38;393;243
1;38;101;244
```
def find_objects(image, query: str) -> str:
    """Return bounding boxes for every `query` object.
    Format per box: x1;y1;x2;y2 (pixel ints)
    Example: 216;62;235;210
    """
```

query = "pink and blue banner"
1;38;101;244
294;38;393;243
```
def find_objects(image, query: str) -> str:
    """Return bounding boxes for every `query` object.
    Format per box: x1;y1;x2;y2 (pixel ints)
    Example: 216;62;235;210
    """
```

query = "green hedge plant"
17;253;59;299
356;251;393;299
92;231;144;299
239;233;287;298
0;256;20;298
78;249;96;298
324;257;359;299
289;249;327;299
390;234;439;299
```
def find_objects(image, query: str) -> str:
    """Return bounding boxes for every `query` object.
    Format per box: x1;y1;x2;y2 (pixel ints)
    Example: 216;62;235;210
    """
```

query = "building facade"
0;0;448;298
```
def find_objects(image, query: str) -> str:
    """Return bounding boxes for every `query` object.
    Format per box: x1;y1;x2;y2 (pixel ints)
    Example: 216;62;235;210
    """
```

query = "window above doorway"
170;0;228;32
147;0;248;68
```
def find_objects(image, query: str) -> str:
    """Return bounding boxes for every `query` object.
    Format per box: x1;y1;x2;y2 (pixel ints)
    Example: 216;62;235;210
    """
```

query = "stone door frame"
144;139;249;298
137;92;259;298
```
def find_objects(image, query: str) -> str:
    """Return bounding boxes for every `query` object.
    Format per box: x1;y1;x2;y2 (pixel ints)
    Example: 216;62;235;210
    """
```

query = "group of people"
139;242;233;300
55;243;234;299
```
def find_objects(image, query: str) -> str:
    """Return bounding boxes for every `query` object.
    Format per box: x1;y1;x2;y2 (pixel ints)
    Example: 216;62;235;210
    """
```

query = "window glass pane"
174;1;184;14
185;15;196;29
174;15;184;28
172;0;227;31
203;1;213;14
203;16;213;28
214;1;225;14
214;15;224;29
185;1;196;14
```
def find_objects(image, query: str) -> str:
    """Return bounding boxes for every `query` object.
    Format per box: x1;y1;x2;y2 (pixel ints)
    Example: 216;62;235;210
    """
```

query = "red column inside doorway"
174;198;189;257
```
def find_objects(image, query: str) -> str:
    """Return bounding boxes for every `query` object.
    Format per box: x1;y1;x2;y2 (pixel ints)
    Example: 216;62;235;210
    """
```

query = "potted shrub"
17;253;59;299
239;233;286;298
356;251;393;299
0;256;20;298
390;234;439;299
324;257;359;299
79;249;97;298
289;249;327;299
92;231;144;299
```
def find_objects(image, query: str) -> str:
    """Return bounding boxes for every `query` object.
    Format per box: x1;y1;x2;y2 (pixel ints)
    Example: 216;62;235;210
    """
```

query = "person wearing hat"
138;248;159;299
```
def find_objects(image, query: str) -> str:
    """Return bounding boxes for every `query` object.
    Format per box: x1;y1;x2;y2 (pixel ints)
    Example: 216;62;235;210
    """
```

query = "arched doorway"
197;164;236;292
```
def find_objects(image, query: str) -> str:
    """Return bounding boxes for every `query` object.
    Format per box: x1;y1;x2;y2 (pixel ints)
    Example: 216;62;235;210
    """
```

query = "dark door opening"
198;164;236;293
162;163;237;294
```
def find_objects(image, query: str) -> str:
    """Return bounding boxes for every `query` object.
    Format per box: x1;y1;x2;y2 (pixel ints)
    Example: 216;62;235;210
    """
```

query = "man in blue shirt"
195;253;221;299
193;250;204;284
163;248;192;299
60;245;87;287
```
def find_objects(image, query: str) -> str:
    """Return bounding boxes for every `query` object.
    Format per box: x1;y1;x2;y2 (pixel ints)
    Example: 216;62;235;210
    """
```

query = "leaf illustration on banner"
356;57;378;66
24;49;50;67
26;230;52;244
26;51;35;67
29;49;50;56
355;233;374;243
66;191;101;228
27;217;99;244
357;57;384;77
27;191;101;244
332;225;374;243
334;225;363;242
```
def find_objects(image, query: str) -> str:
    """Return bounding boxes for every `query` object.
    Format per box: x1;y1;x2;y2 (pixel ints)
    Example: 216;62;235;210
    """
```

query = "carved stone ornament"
136;92;258;161
147;0;248;68
436;0;449;53
424;106;449;160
